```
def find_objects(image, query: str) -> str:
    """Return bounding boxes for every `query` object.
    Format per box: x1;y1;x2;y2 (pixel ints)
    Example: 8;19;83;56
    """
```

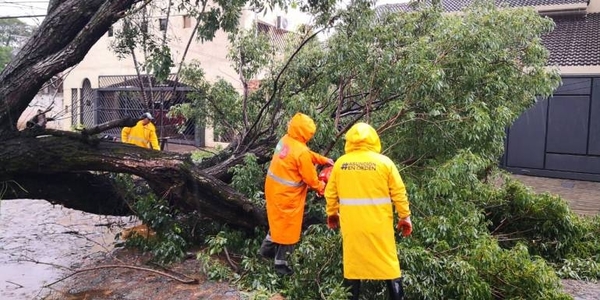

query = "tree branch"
45;264;199;288
0;0;143;135
0;134;266;229
4;172;134;216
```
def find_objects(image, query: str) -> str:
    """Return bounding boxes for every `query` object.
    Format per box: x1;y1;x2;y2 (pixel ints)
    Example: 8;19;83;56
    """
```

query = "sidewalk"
163;143;199;153
511;174;600;216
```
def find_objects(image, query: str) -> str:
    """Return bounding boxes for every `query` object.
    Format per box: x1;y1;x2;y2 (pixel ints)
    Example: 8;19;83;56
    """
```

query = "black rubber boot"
258;233;276;259
386;277;404;300
344;279;361;300
274;264;294;276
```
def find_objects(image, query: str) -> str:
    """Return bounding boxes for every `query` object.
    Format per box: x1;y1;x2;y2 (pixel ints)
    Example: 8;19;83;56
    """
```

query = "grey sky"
0;0;48;25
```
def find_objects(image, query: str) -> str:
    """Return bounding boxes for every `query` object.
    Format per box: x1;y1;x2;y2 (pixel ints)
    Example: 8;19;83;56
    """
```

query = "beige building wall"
559;66;600;76
61;17;239;148
61;2;306;148
589;0;600;13
17;88;63;130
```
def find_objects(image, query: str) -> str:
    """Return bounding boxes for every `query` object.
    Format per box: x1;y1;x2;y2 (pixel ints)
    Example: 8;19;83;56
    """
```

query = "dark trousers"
345;277;404;300
259;232;295;266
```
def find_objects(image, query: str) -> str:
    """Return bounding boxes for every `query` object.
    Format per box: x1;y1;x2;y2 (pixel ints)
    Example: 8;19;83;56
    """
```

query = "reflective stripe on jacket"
265;113;325;245
121;120;160;150
324;122;410;280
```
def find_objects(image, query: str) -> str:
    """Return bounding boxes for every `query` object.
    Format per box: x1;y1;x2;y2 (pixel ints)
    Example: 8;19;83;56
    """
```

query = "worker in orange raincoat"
259;112;334;276
324;122;412;300
121;112;160;150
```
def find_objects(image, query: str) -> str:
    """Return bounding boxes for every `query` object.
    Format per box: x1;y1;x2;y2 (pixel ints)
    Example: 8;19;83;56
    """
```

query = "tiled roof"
543;13;600;66
376;1;599;67
377;0;588;14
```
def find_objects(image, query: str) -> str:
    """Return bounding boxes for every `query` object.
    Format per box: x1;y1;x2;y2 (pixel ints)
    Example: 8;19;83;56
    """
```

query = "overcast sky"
0;0;49;25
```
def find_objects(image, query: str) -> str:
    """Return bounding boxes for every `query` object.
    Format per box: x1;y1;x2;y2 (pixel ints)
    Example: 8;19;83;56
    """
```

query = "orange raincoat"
265;113;329;245
121;120;160;150
325;122;411;280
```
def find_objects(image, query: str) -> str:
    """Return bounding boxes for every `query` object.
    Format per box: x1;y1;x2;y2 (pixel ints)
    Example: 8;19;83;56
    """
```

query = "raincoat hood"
344;122;381;154
287;113;316;143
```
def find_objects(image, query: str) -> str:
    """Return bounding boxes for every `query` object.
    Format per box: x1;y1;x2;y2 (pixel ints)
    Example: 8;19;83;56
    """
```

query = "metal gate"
503;76;600;181
73;75;203;146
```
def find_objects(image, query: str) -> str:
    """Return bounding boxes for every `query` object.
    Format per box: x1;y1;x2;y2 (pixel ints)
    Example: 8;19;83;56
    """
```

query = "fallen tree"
0;0;332;230
0;118;274;228
8;1;600;298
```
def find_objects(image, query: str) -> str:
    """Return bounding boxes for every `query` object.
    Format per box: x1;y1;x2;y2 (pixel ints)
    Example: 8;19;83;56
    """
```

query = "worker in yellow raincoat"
259;112;334;276
324;122;412;300
121;112;160;150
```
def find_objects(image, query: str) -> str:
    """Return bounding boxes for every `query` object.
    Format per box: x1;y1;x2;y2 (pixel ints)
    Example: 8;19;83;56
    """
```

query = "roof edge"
536;2;589;15
556;65;600;75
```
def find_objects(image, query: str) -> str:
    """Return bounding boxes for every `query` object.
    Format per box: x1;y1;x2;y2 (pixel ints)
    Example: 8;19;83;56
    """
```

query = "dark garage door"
503;76;600;181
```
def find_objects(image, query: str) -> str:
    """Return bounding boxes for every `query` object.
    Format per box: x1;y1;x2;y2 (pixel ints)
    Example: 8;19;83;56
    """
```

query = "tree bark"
0;0;142;136
200;136;276;181
5;172;134;216
0;130;268;230
46;0;60;14
0;0;277;233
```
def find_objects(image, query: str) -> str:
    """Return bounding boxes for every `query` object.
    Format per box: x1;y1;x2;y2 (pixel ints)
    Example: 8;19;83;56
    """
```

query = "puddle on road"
0;199;136;300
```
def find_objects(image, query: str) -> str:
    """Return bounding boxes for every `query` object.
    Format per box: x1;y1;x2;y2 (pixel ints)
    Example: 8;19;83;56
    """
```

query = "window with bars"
183;15;192;28
159;18;168;31
257;22;270;34
256;22;288;52
71;88;78;126
140;21;148;33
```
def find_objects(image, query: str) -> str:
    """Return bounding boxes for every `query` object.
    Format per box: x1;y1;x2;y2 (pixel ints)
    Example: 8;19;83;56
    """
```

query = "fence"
71;74;203;146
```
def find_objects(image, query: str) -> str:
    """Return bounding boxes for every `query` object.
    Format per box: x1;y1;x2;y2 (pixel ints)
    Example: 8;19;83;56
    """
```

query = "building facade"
60;1;306;147
379;0;600;181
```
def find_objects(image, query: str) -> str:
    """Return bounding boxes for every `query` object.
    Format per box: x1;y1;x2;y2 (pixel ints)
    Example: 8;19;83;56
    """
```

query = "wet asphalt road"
0;199;134;300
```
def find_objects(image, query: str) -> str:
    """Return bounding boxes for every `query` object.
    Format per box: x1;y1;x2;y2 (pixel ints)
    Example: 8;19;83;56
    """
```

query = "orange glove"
327;214;339;229
318;167;333;183
397;216;412;237
316;180;326;197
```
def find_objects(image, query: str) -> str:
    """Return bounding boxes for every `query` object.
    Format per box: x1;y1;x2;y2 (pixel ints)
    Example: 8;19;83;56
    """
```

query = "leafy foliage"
115;0;600;298
0;19;34;48
110;4;175;83
480;179;600;267
183;1;594;299
112;174;187;265
230;154;266;206
0;46;11;72
0;19;34;72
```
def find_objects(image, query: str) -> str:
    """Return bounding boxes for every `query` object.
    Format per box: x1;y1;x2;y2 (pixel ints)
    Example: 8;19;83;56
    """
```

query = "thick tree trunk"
0;0;277;232
0;131;268;230
0;0;142;136
6;172;134;216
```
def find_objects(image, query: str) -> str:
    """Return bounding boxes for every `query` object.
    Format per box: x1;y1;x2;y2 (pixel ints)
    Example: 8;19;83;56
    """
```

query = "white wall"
17;91;64;130
589;0;600;13
60;3;307;148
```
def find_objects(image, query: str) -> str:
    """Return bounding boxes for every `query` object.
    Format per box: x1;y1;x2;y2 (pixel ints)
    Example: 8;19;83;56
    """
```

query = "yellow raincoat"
265;113;328;245
324;122;411;280
121;120;160;150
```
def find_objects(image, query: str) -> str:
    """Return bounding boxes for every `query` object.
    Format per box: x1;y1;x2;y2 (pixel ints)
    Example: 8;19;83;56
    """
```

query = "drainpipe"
539;8;588;17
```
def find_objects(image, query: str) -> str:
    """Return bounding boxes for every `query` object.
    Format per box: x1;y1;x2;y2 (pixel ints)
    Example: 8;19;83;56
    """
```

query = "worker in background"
324;122;412;300
121;112;160;150
259;112;334;276
26;109;54;129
